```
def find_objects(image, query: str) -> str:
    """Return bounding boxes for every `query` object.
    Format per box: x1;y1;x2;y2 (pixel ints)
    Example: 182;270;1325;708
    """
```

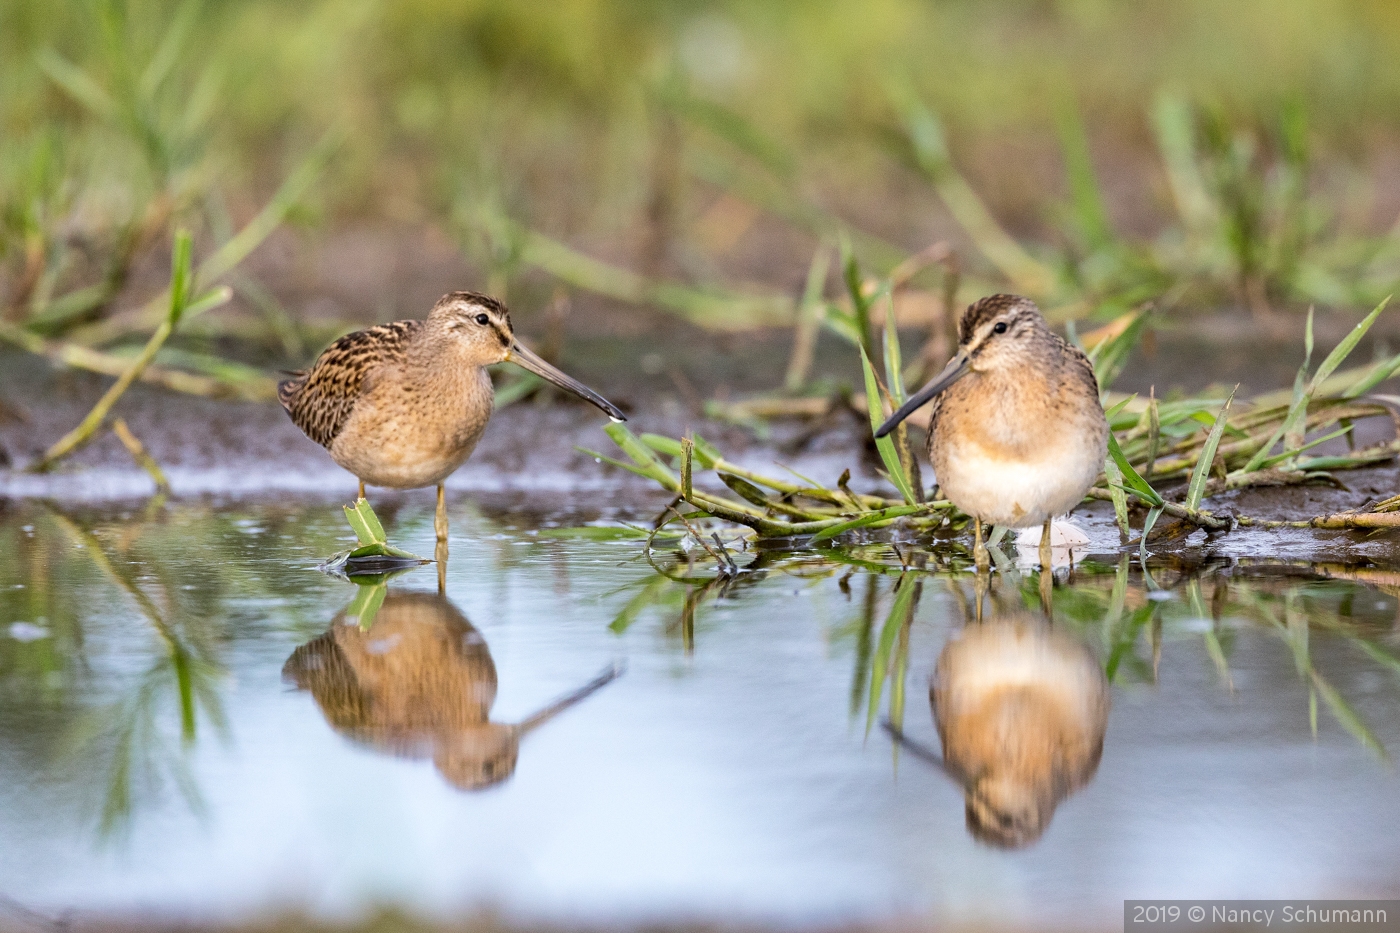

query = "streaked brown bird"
279;291;625;541
932;611;1109;849
875;294;1109;571
282;589;620;791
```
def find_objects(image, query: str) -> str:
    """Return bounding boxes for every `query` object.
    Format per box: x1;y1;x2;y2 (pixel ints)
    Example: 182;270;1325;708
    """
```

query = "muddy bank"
0;346;879;503
3;306;1399;567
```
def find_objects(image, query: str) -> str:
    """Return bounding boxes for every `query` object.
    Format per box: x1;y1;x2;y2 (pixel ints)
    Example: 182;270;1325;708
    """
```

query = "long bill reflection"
893;610;1109;849
282;589;620;791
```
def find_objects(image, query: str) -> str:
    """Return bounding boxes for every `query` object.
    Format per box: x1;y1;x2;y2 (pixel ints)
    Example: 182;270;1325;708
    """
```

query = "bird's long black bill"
881;720;965;785
508;343;627;422
518;662;625;735
873;353;971;438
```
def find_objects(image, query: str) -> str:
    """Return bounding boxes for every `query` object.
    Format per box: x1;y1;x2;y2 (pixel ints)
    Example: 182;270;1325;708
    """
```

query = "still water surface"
2;498;1400;929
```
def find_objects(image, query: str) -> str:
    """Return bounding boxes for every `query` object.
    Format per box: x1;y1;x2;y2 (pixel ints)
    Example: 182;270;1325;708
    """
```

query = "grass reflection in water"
2;501;1400;857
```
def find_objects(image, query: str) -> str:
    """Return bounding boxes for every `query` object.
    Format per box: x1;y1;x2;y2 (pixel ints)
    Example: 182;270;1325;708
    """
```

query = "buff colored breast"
932;366;1108;528
327;363;495;489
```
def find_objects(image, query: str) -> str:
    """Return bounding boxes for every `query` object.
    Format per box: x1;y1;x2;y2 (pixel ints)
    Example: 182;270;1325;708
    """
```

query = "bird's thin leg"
973;517;989;572
1039;518;1053;572
435;483;448;543
973;566;987;624
358;480;365;501
436;536;448;595
1039;518;1056;616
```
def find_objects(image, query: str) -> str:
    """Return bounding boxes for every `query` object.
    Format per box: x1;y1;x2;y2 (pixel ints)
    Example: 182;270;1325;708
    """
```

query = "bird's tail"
276;371;306;414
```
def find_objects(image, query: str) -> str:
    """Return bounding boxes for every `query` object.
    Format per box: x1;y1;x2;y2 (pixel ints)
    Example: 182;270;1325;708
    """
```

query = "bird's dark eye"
993;321;1008;334
475;313;490;326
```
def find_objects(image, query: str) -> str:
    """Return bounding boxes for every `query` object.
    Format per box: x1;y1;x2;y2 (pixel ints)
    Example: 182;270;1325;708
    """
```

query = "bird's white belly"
937;436;1103;528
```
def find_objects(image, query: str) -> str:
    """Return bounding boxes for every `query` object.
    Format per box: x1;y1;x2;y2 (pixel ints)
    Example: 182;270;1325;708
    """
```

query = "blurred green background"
7;0;1400;389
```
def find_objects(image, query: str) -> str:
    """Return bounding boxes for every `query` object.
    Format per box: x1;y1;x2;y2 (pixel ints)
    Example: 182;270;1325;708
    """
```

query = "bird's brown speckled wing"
1053;332;1101;395
278;320;421;448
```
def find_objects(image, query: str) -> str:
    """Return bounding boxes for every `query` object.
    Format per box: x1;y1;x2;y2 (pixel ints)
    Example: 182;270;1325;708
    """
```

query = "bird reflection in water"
890;610;1109;848
283;590;620;790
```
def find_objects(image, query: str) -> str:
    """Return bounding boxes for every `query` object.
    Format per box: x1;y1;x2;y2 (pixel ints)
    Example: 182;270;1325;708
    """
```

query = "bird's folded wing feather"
1055;333;1101;394
278;320;421;448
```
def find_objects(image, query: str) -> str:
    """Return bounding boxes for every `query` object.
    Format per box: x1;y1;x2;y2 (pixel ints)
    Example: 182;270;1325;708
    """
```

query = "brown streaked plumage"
278;320;423;449
932;611;1109;849
279;291;624;541
282;589;620;791
876;294;1109;572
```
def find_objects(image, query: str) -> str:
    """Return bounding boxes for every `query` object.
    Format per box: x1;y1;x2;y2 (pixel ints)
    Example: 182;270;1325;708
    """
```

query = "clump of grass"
320;498;429;579
0;2;336;407
28;229;230;472
899;90;1400;318
595;297;1400;552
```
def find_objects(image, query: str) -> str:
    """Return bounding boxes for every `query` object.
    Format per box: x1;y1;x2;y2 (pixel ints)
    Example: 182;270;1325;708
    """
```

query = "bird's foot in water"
1014;520;1090;573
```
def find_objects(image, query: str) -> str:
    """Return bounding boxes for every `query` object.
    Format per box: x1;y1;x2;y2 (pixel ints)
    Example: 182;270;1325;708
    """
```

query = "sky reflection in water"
1;498;1400;928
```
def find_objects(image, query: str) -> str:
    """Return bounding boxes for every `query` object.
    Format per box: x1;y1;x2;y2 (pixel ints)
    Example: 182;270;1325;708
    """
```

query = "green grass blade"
1342;351;1400;398
1252;298;1386;473
1185;386;1236;511
343;502;376;546
1054;95;1113;250
604;423;680;491
1309;297;1389;394
1088;310;1150;392
639;433;719;471
1350;639;1400;681
345;541;424;561
36;49;117;119
1103;454;1130;538
1254;426;1352;470
139;0;202;97
354;499;387;543
1310;668;1389;760
1105;604;1154;682
181;286;233;321
168;230;193;326
355;585;388;632
681;437;694;500
1241;310;1315;473
843;240;875;357
1151;93;1215;232
344;583;384;629
895;89;1054;295
1139;505;1163;567
691;434;723;469
1107;433;1164;506
1102;394;1136;421
609;576;676;634
866;577;919;734
577;446;671;483
882;291;906;403
860;346;917;504
810;505;927;542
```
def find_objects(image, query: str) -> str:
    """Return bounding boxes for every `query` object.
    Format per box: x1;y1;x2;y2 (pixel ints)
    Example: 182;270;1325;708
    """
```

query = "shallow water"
2;498;1400;930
